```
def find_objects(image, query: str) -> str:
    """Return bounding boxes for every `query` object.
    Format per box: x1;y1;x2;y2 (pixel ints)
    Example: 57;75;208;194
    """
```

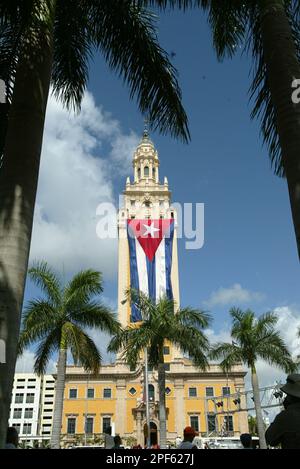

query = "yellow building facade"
62;132;248;446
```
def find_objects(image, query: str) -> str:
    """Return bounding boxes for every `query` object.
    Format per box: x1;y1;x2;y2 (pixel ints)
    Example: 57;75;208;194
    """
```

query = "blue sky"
88;8;299;311
20;8;300;385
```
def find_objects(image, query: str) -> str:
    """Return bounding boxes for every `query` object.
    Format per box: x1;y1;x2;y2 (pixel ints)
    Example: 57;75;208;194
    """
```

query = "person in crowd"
5;427;19;449
113;435;123;449
265;374;300;449
240;433;253;449
178;426;198;449
104;426;114;449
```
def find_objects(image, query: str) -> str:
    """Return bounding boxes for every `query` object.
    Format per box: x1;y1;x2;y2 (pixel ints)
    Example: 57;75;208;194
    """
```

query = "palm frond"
89;0;190;142
176;307;211;329
18;300;58;354
28;261;62;306
33;326;61;375
68;301;120;335
51;0;93;111
209;342;243;372
64;269;103;308
63;322;102;373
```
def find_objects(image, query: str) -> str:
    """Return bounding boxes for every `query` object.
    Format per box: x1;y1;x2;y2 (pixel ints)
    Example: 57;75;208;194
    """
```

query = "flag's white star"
143;222;160;237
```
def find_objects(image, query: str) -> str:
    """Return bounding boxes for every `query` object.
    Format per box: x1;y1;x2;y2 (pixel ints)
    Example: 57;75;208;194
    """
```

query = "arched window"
138;168;141;179
153;167;156;179
149;384;155;402
144;166;149;177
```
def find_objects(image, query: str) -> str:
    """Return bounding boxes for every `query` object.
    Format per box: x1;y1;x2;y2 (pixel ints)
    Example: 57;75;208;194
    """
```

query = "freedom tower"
61;131;248;447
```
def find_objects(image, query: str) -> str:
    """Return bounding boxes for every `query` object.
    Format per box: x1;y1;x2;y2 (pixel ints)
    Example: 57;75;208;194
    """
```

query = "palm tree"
108;290;211;448
0;0;190;448
210;307;296;449
143;0;300;259
18;261;120;449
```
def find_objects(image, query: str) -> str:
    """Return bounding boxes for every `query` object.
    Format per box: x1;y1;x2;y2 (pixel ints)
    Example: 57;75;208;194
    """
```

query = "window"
164;363;170;371
23;423;32;435
85;417;94;434
144;166;149;177
69;389;77;399
42;431;51;435
26;393;34;404
15;394;24;404
13;408;22;419
137;168;141;179
223;415;234;432
189;387;197;398
165;387;171;396
45;394;53;398
103;388;112;399
24;408;33;419
190;416;199;433
28;378;36;382
13;424;21;434
27;386;35;389
148;384;155;402
44;409;52;413
129;387;136;396
43;416;52;420
87;388;94;399
206;387;214;397
153;168;156;178
67;418;76;434
16;385;24;389
163;346;170;355
130;200;135;207
45;387;54;390
171;212;174;218
222;386;231;397
17;378;25;382
102;417;111;434
207;413;216;432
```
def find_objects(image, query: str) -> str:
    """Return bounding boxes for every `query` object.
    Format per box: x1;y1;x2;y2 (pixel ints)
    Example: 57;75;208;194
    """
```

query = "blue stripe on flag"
146;255;156;301
165;221;174;300
127;224;142;322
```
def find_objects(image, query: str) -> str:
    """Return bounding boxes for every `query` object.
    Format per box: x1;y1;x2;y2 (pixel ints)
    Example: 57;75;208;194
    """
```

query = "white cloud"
29;91;139;278
16;349;56;374
203;283;265;308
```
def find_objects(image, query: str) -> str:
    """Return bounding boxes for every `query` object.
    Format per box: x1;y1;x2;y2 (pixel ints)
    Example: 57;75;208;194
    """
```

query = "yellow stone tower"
61;132;249;448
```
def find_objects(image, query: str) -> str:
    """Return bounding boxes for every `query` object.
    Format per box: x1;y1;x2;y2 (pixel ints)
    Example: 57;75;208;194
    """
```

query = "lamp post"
144;348;151;448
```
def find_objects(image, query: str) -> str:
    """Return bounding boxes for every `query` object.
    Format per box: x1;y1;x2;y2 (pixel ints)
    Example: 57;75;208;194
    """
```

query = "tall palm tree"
210;307;296;449
18;261;120;449
108;290;211;448
0;0;189;448
142;0;300;260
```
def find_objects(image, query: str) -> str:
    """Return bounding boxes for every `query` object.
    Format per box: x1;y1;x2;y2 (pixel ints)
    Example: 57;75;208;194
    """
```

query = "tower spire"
143;117;149;139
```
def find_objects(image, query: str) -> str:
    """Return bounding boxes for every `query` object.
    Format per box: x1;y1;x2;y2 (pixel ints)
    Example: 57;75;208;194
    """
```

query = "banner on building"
127;219;174;322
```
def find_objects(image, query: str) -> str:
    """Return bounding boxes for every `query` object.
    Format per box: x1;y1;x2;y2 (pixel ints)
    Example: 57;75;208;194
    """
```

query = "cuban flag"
127;219;174;322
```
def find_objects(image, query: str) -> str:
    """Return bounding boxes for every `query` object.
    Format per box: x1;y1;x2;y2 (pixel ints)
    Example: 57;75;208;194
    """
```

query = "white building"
9;373;55;445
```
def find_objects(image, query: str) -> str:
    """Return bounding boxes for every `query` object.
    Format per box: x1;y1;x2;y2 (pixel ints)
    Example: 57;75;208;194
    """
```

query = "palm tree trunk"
251;365;267;449
0;3;55;448
158;348;167;448
51;347;67;449
259;0;300;259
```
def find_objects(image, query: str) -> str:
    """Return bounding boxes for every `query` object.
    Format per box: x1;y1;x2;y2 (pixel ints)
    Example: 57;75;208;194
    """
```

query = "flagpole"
144;347;151;448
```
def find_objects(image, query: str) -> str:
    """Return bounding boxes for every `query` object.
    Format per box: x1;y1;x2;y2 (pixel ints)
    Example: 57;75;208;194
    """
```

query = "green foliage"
210;307;296;373
18;261;120;374
108;289;211;370
0;0;189;142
